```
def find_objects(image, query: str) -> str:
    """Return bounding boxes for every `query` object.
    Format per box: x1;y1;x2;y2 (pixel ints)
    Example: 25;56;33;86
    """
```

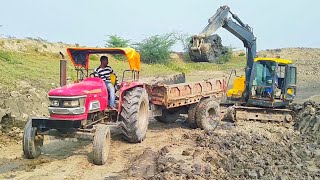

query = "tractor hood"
48;78;107;97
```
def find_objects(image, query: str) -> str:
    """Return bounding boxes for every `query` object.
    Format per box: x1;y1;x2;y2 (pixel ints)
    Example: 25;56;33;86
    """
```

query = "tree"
135;33;176;64
173;32;192;61
174;32;192;52
105;35;130;48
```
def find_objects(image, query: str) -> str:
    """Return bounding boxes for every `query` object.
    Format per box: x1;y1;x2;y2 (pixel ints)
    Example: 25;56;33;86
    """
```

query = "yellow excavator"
190;5;297;122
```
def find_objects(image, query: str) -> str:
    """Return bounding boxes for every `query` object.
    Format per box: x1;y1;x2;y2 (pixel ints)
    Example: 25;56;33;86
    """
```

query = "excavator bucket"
189;6;230;63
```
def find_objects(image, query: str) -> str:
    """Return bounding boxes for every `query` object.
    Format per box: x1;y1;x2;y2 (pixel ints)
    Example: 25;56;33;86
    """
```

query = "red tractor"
23;48;149;165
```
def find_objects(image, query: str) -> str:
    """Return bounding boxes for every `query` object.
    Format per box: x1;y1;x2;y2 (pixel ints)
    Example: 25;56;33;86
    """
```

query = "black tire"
93;124;111;165
23;119;44;159
120;87;149;143
195;98;220;130
155;108;180;123
187;104;198;129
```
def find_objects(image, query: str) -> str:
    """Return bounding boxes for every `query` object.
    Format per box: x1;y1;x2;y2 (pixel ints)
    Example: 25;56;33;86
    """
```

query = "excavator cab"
227;58;297;108
247;58;297;108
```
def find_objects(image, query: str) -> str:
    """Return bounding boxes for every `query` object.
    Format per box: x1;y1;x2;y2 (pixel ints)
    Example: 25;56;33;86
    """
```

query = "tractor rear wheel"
154;108;180;123
93;124;111;165
195;98;220;130
120;87;149;143
23;119;44;159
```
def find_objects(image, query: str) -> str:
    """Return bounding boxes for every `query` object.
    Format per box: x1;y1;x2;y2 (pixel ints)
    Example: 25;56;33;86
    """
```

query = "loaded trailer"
148;77;226;129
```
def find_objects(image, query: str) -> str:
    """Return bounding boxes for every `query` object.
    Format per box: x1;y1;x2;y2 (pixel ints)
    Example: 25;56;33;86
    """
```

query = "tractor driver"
93;56;118;109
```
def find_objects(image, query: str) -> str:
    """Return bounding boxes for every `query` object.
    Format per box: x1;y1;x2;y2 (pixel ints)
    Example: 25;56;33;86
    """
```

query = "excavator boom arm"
222;18;256;100
200;6;230;37
199;5;256;100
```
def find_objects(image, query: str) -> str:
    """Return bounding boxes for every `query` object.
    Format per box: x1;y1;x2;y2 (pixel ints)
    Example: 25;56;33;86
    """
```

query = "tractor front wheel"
92;124;111;165
23;119;44;159
120;87;149;143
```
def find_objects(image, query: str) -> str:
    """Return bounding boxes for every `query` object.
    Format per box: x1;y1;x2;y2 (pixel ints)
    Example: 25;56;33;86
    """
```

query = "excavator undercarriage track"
225;106;295;124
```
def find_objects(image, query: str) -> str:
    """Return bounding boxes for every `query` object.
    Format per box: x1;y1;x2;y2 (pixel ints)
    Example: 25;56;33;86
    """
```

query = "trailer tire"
187;104;198;128
120;87;149;143
93;124;111;165
155;108;180;123
195;98;220;130
23;119;43;159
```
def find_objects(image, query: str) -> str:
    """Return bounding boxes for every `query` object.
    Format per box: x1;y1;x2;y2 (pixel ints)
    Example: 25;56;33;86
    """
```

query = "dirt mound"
127;122;319;179
126;149;158;179
142;73;186;85
295;100;320;137
0;81;49;139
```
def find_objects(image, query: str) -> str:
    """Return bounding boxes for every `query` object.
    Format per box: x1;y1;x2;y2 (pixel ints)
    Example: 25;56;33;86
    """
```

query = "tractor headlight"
51;100;60;107
62;100;80;108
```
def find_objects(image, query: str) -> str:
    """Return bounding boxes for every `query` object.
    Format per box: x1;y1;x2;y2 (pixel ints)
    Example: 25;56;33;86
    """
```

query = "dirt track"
0;119;191;179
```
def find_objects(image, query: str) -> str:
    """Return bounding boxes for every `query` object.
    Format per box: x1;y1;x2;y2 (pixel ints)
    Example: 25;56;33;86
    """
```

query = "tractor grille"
48;107;85;115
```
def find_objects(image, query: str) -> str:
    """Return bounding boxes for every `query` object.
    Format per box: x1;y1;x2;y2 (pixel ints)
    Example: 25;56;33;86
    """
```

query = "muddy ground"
0;118;319;180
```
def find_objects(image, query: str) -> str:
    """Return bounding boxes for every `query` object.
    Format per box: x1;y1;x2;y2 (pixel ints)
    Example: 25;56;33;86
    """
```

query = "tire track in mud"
0;120;190;180
0;116;319;179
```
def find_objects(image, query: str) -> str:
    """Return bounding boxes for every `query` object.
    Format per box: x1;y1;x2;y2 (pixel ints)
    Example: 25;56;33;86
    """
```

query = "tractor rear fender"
117;81;145;113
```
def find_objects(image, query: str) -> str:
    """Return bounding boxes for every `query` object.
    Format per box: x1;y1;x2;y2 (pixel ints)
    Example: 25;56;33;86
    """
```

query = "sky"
0;0;319;51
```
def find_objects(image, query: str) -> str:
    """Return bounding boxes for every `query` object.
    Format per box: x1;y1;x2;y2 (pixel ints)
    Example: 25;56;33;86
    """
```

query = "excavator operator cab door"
284;65;297;101
249;60;278;100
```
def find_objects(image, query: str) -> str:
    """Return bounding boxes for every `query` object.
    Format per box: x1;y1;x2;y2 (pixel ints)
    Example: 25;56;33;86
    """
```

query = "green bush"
136;33;176;64
105;35;130;48
105;35;130;60
89;54;99;61
0;51;22;64
239;52;245;56
174;32;192;62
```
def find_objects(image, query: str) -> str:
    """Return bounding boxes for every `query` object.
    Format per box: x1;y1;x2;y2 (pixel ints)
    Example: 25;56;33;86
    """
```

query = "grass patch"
0;51;23;64
0;49;245;91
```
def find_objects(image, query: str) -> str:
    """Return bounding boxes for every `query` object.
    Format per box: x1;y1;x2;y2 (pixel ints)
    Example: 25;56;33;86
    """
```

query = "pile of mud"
0;81;49;142
189;34;229;63
127;122;320;179
294;100;320;137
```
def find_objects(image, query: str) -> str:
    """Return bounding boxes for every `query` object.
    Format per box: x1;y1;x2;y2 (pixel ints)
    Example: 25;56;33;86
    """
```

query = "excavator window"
288;67;297;85
251;61;278;99
277;65;285;89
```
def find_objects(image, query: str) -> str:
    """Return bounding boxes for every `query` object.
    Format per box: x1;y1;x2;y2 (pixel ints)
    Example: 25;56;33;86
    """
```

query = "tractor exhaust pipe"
59;52;67;87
